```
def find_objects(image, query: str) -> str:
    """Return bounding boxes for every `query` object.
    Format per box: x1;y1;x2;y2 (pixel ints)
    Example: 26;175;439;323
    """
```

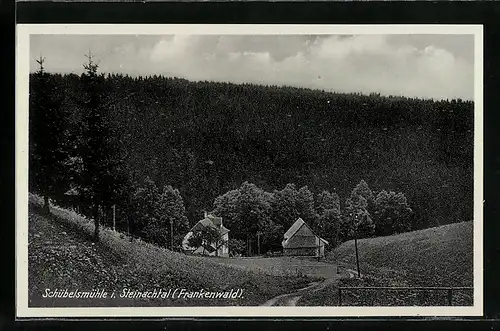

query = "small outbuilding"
282;218;328;257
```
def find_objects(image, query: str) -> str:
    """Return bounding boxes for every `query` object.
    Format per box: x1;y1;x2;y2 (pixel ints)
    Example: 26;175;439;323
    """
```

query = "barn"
282;218;328;257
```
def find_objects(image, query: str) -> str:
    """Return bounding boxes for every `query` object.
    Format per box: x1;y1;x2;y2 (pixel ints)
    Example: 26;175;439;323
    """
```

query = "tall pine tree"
29;57;69;214
78;52;124;241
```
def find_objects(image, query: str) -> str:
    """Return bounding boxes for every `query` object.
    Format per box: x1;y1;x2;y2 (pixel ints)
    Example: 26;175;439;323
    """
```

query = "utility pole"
170;220;174;250
257;232;262;256
247;234;251;257
352;213;361;278
112;204;116;231
354;233;360;278
336;220;340;248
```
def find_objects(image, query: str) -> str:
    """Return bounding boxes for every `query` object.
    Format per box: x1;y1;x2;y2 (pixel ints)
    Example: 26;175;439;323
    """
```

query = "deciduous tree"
131;177;189;248
187;225;227;256
271;183;318;230
374;190;413;236
351;180;376;214
314;190;341;248
342;191;375;241
315;190;340;216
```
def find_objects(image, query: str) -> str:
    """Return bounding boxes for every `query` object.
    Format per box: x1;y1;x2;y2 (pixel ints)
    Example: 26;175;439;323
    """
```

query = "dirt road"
261;278;337;306
260;266;360;306
204;255;361;306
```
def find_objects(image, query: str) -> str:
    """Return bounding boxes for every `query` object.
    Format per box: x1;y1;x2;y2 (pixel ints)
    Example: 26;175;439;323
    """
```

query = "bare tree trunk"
43;195;50;215
93;202;100;241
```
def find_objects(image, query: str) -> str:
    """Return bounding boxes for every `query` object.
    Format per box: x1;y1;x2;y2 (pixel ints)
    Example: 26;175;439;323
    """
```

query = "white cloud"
30;34;474;101
311;35;388;60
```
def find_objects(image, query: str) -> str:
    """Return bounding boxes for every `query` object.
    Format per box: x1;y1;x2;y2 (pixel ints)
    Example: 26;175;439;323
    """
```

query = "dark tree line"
211;179;412;255
29;56;474;248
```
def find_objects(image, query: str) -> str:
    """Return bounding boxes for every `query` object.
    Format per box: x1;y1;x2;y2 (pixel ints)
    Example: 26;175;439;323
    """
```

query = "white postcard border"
16;23;484;318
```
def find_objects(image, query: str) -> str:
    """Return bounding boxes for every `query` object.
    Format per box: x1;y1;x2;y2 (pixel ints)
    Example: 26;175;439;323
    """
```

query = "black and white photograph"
15;24;483;317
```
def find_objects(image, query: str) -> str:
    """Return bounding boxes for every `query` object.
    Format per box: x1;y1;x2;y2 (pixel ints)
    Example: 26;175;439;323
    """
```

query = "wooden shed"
282;218;328;257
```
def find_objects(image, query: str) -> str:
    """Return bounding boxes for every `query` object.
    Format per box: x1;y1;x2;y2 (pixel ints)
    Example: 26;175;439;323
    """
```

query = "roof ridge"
284;218;305;240
283;218;328;245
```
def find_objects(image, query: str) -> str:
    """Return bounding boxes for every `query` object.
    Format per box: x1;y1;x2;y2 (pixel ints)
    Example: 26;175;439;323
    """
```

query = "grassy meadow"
28;194;312;307
299;222;474;306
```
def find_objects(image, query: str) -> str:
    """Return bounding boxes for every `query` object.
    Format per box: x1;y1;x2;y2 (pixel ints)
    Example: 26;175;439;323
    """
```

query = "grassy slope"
334;221;473;287
299;222;474;306
28;195;311;307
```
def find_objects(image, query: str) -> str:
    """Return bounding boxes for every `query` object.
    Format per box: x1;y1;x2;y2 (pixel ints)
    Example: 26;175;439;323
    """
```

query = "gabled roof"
191;218;215;232
207;214;223;227
189;214;230;235
283;218;306;240
282;218;329;247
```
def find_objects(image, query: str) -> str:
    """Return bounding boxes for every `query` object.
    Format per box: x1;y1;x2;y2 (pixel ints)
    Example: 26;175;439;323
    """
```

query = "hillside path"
260;266;359;306
261;278;336;306
205;256;361;306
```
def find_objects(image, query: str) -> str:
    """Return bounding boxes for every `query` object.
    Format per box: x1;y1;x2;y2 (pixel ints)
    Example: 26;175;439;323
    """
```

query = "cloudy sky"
30;34;474;100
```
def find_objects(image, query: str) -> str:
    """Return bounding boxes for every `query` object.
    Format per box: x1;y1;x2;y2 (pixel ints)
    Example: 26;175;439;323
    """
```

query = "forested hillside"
29;69;474;252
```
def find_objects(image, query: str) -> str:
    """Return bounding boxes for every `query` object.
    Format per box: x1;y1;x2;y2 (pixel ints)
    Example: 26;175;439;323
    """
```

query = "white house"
182;212;230;257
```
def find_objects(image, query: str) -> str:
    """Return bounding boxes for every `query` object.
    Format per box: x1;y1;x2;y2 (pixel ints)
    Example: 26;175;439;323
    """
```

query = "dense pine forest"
29;60;474;254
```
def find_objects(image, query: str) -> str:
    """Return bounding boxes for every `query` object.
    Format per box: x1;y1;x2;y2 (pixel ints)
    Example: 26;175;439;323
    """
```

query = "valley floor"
205;255;346;279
